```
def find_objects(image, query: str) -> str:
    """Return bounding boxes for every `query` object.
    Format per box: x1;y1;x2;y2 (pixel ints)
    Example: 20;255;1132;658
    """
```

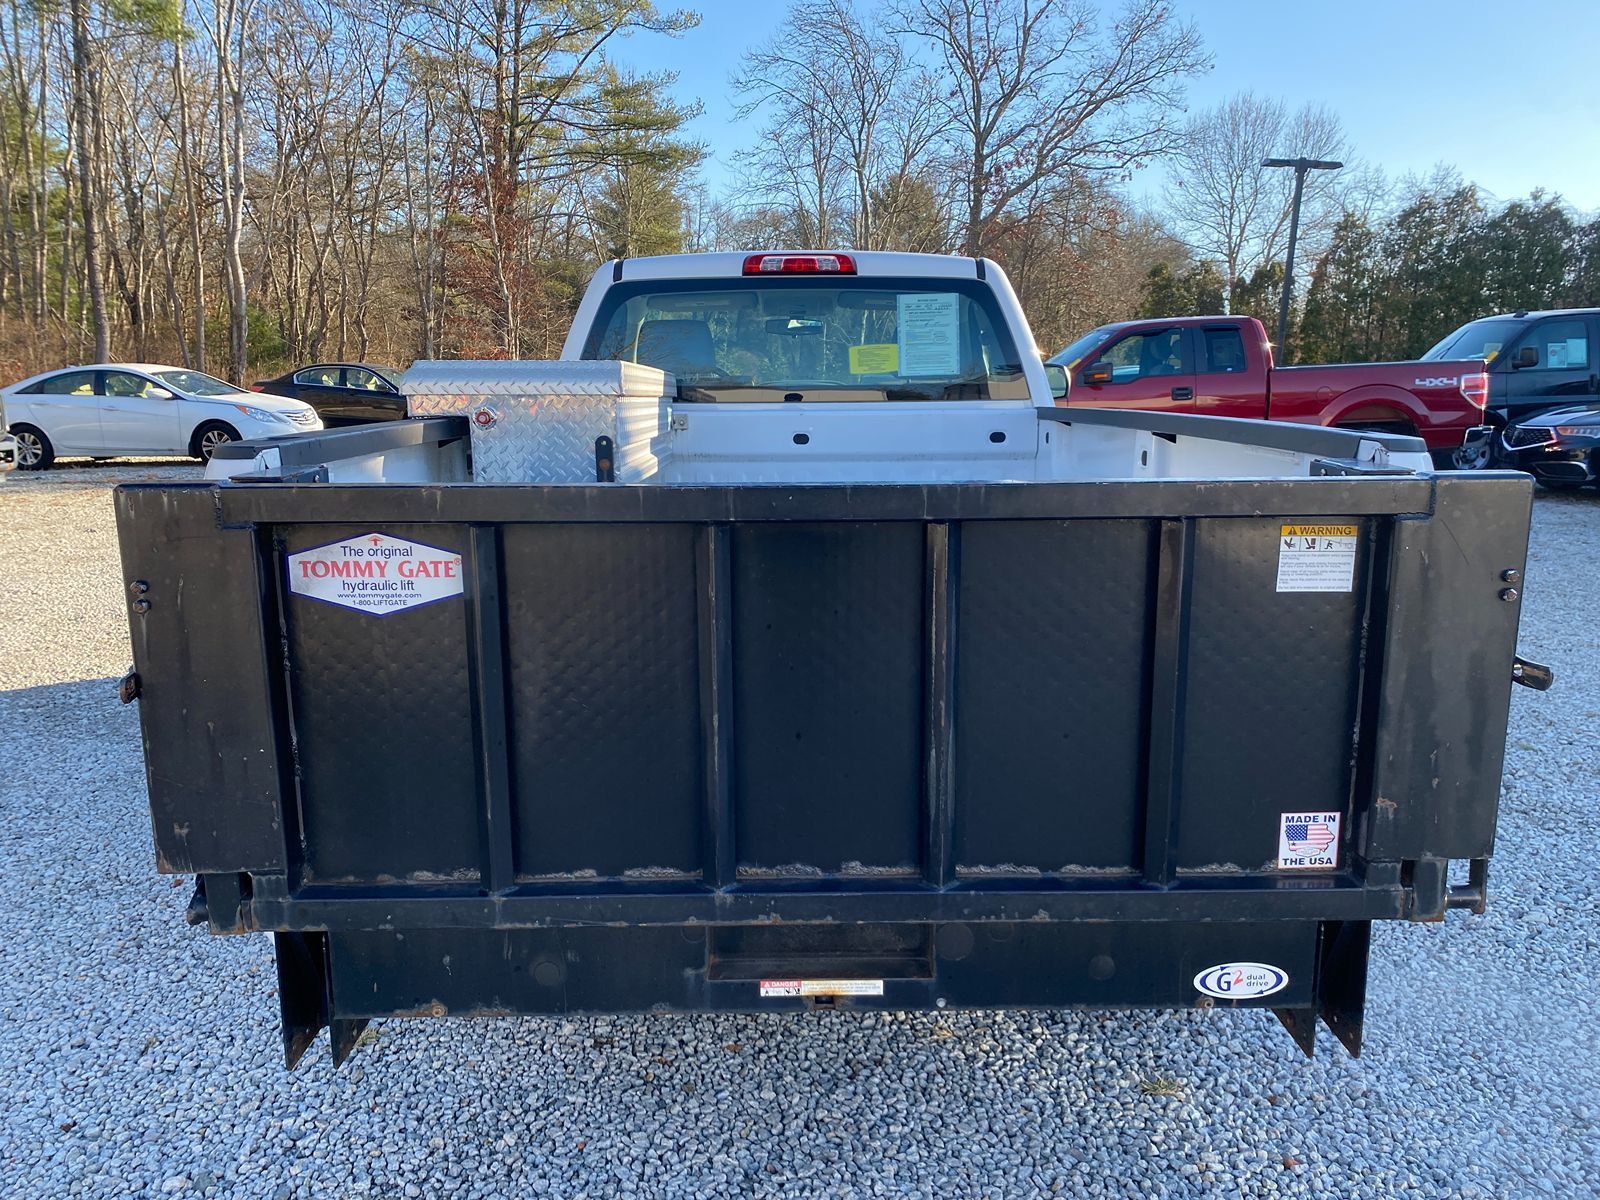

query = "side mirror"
1512;346;1538;369
1082;361;1113;386
147;387;175;400
1043;363;1070;402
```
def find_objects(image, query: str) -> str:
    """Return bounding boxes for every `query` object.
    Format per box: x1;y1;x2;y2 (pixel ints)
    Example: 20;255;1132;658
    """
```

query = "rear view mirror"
147;387;175;400
1082;361;1113;386
766;318;824;336
1043;363;1070;402
1512;346;1538;369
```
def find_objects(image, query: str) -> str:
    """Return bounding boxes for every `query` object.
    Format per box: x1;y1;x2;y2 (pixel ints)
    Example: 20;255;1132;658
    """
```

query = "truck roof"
613;250;989;282
1484;308;1600;321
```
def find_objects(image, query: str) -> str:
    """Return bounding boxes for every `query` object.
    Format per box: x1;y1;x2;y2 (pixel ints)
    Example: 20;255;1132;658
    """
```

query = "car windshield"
154;369;241;396
583;276;1028;401
1421;319;1523;363
1050;325;1121;369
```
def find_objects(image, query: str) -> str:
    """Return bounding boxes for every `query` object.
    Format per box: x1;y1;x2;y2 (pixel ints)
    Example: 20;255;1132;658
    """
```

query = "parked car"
1496;402;1600;490
2;364;321;469
252;363;404;425
1422;309;1599;433
0;393;17;473
1050;316;1491;469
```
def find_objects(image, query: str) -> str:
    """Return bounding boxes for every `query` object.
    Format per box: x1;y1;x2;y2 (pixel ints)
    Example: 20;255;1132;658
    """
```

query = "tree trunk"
70;0;108;360
174;37;205;370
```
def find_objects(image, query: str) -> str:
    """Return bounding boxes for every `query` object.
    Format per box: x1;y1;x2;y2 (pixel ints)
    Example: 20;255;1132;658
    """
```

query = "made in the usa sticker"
1278;811;1340;870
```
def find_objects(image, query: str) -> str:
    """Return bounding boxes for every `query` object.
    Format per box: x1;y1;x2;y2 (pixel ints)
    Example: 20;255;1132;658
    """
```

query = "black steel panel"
280;523;481;884
1175;517;1369;872
1367;475;1533;860
205;477;1436;529
322;920;1321;1018
501;524;704;879
732;523;925;876
932;920;1319;1010
329;928;705;1018
952;520;1156;873
254;874;1404;930
114;487;287;874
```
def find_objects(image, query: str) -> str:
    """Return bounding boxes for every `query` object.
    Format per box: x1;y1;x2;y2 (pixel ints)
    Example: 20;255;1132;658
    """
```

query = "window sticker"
897;293;960;376
849;343;899;374
1548;342;1568;369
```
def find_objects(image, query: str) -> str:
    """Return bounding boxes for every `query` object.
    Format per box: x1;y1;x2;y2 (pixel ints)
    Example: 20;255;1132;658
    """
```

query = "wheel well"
188;419;240;457
1332;408;1417;437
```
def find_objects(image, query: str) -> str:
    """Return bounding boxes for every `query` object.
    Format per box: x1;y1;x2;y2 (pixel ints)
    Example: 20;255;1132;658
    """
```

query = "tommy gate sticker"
287;532;463;615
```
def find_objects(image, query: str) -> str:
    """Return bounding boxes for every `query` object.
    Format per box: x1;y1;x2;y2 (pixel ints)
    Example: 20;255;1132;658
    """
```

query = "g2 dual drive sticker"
1193;962;1289;1000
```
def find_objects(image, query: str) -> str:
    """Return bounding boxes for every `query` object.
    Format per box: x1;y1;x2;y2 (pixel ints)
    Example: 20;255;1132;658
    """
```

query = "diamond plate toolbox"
401;360;674;483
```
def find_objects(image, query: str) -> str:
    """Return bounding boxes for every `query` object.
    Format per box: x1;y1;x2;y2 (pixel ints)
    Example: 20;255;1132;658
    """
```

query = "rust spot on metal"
1375;796;1398;812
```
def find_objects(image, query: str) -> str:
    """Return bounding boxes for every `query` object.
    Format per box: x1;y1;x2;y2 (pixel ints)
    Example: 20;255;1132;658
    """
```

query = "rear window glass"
24;370;95;395
1197;327;1247;374
582;276;1028;401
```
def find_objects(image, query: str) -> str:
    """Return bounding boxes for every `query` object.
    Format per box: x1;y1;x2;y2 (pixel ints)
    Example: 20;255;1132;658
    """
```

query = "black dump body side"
114;468;1533;1067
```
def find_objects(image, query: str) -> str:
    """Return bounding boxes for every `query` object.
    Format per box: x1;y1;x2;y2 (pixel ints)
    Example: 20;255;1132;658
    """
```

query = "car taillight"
248;384;263;391
1459;372;1488;410
742;253;856;275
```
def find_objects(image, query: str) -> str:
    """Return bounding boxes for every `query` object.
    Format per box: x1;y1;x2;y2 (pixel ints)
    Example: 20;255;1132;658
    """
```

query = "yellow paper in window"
849;343;899;374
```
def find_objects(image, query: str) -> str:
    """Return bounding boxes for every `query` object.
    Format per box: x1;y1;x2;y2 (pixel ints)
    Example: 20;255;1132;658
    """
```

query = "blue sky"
615;0;1600;212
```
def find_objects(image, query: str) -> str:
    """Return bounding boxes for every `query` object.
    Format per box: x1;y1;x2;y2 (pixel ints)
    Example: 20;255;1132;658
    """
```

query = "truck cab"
1422;308;1600;424
557;250;1049;483
1051;319;1267;418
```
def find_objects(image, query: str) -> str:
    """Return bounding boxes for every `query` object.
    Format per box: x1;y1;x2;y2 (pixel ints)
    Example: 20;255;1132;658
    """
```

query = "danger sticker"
758;979;885;998
287;532;463;616
1276;523;1358;592
1278;811;1340;870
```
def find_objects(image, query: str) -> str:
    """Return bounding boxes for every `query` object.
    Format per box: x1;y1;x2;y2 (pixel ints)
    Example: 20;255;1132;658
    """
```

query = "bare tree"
894;0;1207;256
734;0;945;249
1162;91;1349;307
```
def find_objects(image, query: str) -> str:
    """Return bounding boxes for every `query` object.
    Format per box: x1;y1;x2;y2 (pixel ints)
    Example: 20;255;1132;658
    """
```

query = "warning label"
1276;524;1358;593
1278;811;1341;870
287;532;463;616
758;979;885;998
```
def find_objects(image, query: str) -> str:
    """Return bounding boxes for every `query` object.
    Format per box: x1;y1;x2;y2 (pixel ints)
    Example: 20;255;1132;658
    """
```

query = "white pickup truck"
144;251;1546;1070
212;250;1433;486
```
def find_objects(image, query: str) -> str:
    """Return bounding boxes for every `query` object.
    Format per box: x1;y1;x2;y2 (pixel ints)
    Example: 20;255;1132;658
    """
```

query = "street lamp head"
1261;157;1345;171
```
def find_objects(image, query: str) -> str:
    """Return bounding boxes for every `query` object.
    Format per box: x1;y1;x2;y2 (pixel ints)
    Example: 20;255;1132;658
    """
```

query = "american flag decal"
1279;812;1340;868
1285;821;1335;853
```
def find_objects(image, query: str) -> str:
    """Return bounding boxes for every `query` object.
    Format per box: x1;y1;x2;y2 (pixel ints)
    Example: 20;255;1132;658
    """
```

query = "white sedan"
2;363;322;469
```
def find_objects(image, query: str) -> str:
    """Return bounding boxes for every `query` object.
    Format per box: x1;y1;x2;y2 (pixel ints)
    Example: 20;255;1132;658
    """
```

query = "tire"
190;421;240;462
10;424;53;470
1432;438;1493;472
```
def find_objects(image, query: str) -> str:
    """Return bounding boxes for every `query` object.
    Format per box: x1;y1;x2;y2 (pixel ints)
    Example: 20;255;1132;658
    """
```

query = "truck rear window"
582;277;1028;401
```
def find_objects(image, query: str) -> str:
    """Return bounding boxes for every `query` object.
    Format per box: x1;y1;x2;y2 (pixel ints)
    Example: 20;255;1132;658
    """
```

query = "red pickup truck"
1050;316;1492;469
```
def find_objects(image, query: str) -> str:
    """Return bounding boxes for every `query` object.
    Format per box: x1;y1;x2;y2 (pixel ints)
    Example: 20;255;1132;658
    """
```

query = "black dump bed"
115;423;1537;1067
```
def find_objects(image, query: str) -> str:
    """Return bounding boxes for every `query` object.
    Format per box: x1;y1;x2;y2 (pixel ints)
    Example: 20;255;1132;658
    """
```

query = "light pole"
1261;157;1342;360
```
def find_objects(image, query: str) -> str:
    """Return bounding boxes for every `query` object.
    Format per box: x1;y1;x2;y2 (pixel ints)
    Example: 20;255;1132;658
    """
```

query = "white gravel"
1;466;1597;1199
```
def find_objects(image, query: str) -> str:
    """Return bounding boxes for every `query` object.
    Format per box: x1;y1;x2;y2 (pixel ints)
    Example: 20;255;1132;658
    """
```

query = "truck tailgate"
115;471;1533;1064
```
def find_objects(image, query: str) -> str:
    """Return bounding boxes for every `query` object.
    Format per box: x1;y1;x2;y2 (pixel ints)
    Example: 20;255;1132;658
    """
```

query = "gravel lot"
2;464;1597;1199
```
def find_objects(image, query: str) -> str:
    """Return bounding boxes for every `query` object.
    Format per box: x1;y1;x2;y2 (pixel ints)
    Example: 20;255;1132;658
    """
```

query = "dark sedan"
251;363;404;426
1497;403;1600;490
